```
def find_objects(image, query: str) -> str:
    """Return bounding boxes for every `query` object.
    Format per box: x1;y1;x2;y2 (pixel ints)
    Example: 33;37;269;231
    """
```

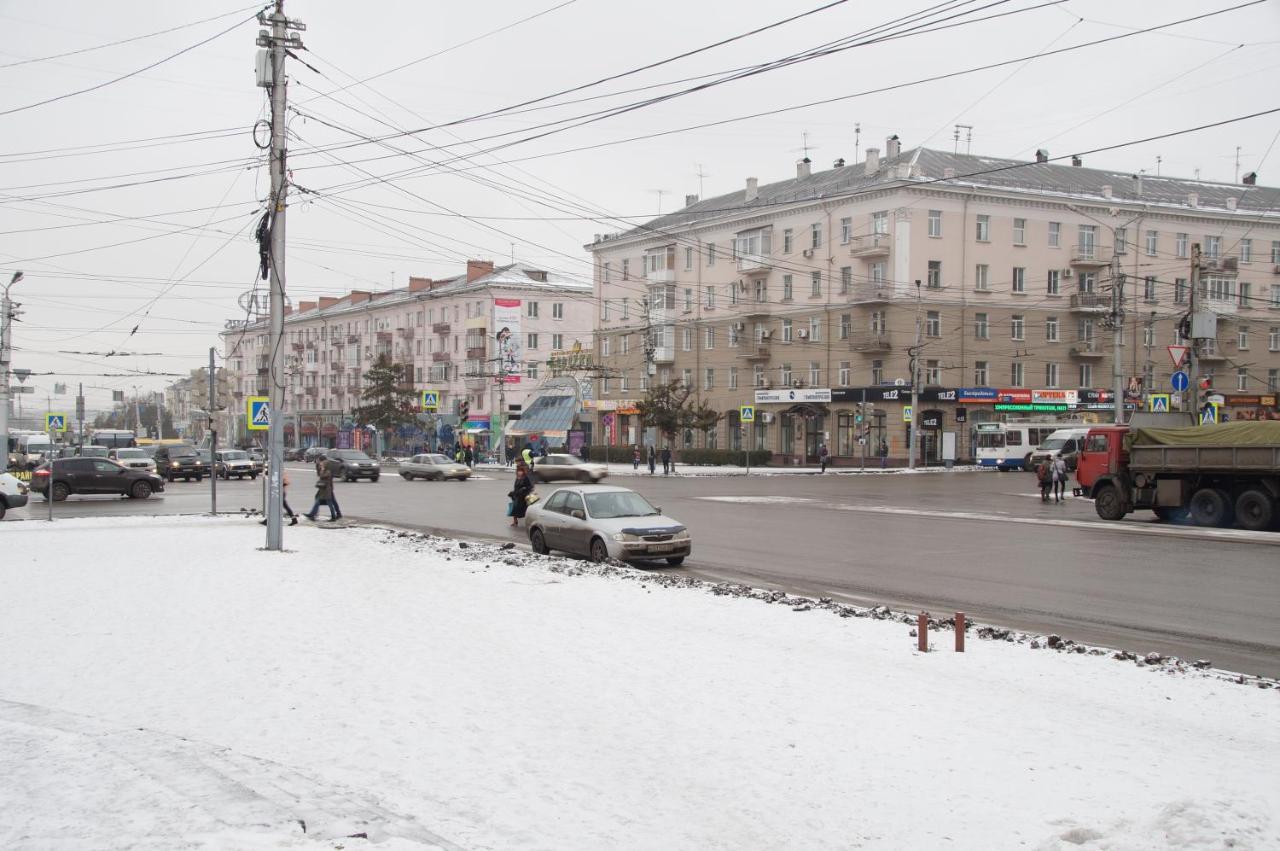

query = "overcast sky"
2;0;1277;415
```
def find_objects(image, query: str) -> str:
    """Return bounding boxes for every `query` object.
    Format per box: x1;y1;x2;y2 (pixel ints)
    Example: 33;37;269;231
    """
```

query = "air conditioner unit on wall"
1060;268;1073;279
797;329;809;340
792;379;803;388
760;412;776;424
802;249;814;258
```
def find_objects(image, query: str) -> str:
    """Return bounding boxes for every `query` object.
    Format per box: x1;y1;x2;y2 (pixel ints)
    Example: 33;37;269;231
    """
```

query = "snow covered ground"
473;459;985;477
1;515;1276;850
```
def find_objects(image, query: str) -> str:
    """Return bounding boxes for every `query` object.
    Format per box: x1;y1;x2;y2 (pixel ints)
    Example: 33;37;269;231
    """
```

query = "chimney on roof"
349;290;371;304
1071;156;1083;167
283;305;292;316
1226;198;1238;211
1101;185;1112;199
943;167;956;180
409;276;432;292
745;177;758;202
1187;192;1199;208
833;158;845;168
865;147;880;176
1035;149;1049;163
1243;171;1257;185
466;260;495;283
684;194;699;207
299;301;317;313
318;297;338;309
885;135;901;158
796;158;811;179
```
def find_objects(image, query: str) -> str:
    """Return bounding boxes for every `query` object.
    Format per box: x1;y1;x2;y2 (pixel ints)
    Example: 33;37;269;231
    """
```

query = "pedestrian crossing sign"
903;405;913;423
1148;394;1170;412
1199;402;1220;425
46;413;67;433
739;405;755;423
421;390;439;411
247;396;271;431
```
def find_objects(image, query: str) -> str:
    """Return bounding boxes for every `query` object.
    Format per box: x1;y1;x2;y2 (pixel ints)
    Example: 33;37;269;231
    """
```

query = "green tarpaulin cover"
1129;420;1280;448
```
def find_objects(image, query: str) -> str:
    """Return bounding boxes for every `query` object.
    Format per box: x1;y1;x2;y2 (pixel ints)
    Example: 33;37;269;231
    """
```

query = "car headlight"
171;461;180;467
612;532;640;543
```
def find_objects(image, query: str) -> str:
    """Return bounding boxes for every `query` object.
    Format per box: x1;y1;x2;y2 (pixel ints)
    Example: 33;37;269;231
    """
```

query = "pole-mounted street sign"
46;413;67;432
420;390;439;411
1167;345;1189;368
739;405;755;423
247;396;270;431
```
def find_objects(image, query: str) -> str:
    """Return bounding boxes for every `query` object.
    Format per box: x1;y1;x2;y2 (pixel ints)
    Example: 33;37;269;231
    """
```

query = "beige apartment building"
220;261;593;451
587;139;1280;465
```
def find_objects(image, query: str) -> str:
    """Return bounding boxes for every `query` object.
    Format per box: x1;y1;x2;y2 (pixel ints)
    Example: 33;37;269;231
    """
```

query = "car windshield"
332;450;370;460
545;455;575;465
584;491;660;519
426;454;452;464
115;449;147;459
1039;438;1067;451
170;448;197;457
79;447;109;456
222;451;248;460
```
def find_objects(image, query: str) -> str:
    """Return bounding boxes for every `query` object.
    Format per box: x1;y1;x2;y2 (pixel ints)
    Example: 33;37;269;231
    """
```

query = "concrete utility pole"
1188;243;1202;417
0;271;22;460
257;1;304;550
1110;254;1126;425
908;279;922;469
208;347;218;516
155;391;165;441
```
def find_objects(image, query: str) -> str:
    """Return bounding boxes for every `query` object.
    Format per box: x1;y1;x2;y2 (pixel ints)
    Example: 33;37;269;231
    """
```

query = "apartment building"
220;261;593;450
587;139;1280;464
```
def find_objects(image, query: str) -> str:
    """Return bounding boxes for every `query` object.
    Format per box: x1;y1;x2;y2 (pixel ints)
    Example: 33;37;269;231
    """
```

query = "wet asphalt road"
8;464;1279;677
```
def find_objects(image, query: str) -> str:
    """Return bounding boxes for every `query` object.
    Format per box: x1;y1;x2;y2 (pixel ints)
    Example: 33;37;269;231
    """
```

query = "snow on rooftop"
1;515;1276;848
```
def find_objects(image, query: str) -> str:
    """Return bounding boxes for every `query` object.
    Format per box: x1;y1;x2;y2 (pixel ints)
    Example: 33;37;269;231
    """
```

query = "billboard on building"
494;298;523;384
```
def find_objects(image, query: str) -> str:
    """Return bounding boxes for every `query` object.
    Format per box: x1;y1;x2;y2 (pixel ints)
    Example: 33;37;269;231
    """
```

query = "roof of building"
598;147;1279;243
504;392;578;439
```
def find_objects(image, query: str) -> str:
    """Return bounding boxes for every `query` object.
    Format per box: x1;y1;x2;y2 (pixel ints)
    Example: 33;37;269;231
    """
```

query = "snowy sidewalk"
475;460;986;477
1;516;1276;850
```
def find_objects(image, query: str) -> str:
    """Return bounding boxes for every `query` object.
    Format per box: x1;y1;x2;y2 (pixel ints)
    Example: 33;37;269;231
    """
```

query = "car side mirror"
570;509;585;520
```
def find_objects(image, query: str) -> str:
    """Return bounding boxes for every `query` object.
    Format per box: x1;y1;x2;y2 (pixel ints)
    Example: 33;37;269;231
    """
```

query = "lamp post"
1;271;23;462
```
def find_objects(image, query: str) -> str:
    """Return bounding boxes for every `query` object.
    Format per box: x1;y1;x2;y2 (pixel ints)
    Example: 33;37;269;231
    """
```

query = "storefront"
1219;393;1279;421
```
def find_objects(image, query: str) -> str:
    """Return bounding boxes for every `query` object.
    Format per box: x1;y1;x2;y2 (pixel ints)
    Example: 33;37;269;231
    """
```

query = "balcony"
1201;257;1239;275
467;346;487;360
848;283;892;304
1069;292;1109;312
291;342;304;352
650;346;675;364
305;387;319;398
331;337;344;347
1069;339;1106;358
1196;343;1227;362
398;327;415;339
1069;245;1112;267
464;374;489;390
376;330;394;342
645;267;675;283
848;332;892;353
256;367;269;376
432;351;452;363
737;345;771;361
432;322;451;335
848;233;891;258
347;333;360;344
736;252;772;274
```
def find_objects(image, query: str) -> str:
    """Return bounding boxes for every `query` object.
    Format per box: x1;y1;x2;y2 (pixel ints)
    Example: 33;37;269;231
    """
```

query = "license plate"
648;544;673;553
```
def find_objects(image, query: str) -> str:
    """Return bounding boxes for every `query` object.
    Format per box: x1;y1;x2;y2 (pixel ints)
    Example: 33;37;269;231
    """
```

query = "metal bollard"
955;611;966;652
917;611;929;652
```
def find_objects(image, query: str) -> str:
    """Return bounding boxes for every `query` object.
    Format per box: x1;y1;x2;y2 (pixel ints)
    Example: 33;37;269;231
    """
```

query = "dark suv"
153;444;205;481
32;457;165;501
325;449;381;482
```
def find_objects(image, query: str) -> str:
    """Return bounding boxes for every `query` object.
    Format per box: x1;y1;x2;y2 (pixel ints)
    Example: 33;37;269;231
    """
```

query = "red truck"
1074;421;1280;531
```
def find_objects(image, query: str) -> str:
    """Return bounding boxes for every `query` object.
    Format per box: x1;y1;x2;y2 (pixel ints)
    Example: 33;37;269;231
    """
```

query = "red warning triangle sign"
1167;345;1189;368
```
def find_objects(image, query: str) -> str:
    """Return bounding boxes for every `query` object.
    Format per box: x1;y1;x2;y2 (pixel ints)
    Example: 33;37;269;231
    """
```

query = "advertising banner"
493;298;523;383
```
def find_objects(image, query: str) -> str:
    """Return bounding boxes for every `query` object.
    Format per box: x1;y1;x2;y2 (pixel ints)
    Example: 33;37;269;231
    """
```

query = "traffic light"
459;400;470;422
1199;376;1212;391
855;402;864;424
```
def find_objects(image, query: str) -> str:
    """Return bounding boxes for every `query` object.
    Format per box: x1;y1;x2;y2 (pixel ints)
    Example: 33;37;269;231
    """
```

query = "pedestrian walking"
305;461;340;521
647;444;656;475
1052;456;1068;503
1036;459;1052;502
508;464;534;527
464;445;474;467
260;470;298;526
818;444;830;473
660;445;672;475
632;445;641;470
878;439;889;469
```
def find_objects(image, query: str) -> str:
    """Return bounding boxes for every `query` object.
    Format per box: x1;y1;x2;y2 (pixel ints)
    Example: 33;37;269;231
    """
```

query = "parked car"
153;444;205;481
528;453;609;483
525;484;691;566
303;446;329;464
247;449;266;473
325;449;380;482
108;447;157;473
399;453;472;481
216;449;258;480
1028;427;1091;473
0;471;30;519
30;457;166;501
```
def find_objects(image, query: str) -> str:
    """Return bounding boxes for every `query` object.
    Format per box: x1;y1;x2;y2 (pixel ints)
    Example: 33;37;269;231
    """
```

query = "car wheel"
1234;489;1274;532
401;472;411;480
51;482;70;502
371;476;379;483
530;528;550;555
196;475;203;482
166;474;175;482
1189;488;1233;527
130;480;153;500
429;473;441;482
589;537;609;563
665;556;685;566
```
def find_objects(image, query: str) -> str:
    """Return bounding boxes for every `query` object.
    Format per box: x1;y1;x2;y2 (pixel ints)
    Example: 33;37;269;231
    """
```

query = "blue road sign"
247;396;270;431
421;390;439;411
46;413;66;432
1171;371;1189;392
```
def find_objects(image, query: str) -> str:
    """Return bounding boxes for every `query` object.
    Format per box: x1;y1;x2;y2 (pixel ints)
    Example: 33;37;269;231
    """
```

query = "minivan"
16;433;54;469
1028;427;1091;472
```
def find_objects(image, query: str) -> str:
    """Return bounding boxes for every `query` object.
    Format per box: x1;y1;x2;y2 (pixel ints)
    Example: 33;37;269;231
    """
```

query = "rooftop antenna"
1234;146;1242;183
854;122;861;162
649;189;669;215
1195;167;1201;181
694;163;709;197
791;131;815;163
954;124;973;155
1155;155;1162;177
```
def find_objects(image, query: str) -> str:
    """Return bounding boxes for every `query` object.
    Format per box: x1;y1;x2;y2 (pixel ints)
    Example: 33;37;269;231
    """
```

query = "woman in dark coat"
509;464;533;527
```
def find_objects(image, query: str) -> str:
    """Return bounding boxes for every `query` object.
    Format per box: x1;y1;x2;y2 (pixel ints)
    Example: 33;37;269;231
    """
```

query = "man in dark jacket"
660;446;672;475
509;464;534;527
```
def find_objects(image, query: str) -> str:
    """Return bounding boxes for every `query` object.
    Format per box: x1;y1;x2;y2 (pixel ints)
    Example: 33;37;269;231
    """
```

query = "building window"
1240;238;1253;264
681;368;693;390
704;367;715;390
1176;233;1189;258
1146;230;1158;256
754;364;765;387
1143;324;1154;347
872;211;889;234
1269;326;1280;351
1078;271;1096;294
1175;278;1188;304
1237;367;1249;391
707;243;716;265
1142;276;1156;302
526;361;539;380
782;274;794;301
729;367;738;389
1239;282;1252;308
870;311;886;334
780;363;792;386
552;333;563;350
870;262;886;284
1115;227;1128;255
975;214;990;242
1272;241;1280;264
525;332;539;350
810;271;821;297
1236;326;1249;349
1048;221;1061;247
1079;363;1093;387
1206;235;1221;259
1047;269;1061;296
871;359;884;385
1045;362;1059;388
621;259;630;280
1273;287;1280;309
974;360;988;386
684;247;693;270
1269;369;1278;392
1011;361;1024;387
840;266;852;295
684;288;693;312
1046;316;1059;342
527;301;539;318
601;336;610;357
925;359;940;385
926;311;941;337
811;223;822;249
782;319;793;343
838;361;850;386
810;362;821;386
1011;315;1025;340
809;316;822;342
1012;266;1025;294
1013;218;1026;245
928;209;942;237
682;327;692;351
783;229;793;253
704;327;715;349
839;313;851;340
841;217;853;243
621;298;630;319
755;279;768;303
728;324;740;347
927;260;941;289
974;312;989;340
704;286;715;309
975;264;990;291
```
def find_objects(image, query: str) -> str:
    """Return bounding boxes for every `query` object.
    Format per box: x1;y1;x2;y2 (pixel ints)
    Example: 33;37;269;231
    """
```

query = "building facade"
220;261;593;451
587;141;1280;464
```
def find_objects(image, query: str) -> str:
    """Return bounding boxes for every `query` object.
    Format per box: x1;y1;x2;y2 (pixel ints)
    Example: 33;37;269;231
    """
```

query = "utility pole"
1188;243;1202;417
209;347;218;515
0;271;22;461
256;2;304;550
1110;254;1126;425
155;391;165;441
133;388;143;436
908;279;922;469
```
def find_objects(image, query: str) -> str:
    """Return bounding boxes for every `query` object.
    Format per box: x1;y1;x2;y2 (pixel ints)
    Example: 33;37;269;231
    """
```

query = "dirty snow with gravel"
0;515;1276;850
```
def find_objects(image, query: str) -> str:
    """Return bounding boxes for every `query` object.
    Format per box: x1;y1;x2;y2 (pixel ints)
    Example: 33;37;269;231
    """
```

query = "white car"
0;471;30;519
399;453;471;481
528;453;608;483
108;447;157;474
525;484;691;566
216;449;258;480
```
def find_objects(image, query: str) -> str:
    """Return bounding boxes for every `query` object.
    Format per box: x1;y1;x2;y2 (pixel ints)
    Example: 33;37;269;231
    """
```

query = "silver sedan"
399;453;472;481
525;484;691;566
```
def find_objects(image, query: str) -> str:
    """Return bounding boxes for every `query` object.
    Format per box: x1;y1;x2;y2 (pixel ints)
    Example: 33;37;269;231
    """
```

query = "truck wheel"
1234;490;1274;532
1189;488;1233;527
1093;484;1125;521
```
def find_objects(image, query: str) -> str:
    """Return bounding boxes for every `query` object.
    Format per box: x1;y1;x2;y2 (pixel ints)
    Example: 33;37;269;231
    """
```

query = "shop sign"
755;388;832;404
584;399;640;412
920;409;944;429
956;387;998;404
995;389;1033;404
1031;389;1078;406
1221;394;1277;407
994;403;1069;413
832;387;958;404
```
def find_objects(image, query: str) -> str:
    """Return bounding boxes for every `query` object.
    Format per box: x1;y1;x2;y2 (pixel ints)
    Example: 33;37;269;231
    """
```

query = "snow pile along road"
0;516;1276;850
